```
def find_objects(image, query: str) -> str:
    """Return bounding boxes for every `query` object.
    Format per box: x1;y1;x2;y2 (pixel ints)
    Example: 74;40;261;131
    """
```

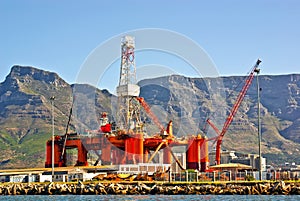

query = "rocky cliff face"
0;65;299;168
0;66;112;168
139;74;300;165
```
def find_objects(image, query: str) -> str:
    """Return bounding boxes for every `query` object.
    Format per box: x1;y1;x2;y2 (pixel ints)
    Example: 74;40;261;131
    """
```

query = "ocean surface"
0;195;299;201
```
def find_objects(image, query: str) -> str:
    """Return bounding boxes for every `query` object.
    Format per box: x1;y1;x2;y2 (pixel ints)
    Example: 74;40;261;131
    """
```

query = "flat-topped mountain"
0;65;299;168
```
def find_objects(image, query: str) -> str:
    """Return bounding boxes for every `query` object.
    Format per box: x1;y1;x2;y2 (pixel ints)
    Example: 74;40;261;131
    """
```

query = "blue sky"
1;0;299;93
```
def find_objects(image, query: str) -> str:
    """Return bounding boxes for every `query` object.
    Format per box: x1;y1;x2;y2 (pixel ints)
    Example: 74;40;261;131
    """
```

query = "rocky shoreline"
0;181;300;195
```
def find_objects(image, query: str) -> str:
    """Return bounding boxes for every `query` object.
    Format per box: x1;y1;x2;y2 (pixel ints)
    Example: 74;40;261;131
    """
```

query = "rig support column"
200;137;209;172
163;146;172;164
186;137;200;170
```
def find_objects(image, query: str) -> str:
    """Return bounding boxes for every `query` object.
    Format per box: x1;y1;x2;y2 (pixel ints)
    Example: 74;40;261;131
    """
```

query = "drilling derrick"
116;36;144;164
116;36;141;132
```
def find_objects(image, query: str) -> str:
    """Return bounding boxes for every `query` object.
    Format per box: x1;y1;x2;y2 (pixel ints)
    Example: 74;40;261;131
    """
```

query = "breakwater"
0;181;300;195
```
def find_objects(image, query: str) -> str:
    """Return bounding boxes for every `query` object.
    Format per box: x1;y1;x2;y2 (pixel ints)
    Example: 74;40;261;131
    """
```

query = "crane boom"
136;97;165;133
210;59;261;165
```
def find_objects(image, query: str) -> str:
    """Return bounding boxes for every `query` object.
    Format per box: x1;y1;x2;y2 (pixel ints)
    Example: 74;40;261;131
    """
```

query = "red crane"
136;97;165;134
207;59;261;165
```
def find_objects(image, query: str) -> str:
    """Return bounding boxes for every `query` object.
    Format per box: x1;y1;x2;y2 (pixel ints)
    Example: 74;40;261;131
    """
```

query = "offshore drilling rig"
45;36;261;172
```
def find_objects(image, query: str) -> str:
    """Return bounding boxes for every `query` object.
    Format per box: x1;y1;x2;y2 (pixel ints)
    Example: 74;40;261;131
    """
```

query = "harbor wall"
0;181;300;195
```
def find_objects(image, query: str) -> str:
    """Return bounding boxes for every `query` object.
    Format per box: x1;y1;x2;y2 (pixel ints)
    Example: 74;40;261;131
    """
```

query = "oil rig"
45;36;261;172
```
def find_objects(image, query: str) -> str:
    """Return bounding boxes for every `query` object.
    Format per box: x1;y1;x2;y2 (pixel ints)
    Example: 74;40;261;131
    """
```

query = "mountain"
139;74;300;165
0;65;299;168
0;66;113;168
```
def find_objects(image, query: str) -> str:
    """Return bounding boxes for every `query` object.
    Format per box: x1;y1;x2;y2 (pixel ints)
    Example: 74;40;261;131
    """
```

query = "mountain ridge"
0;65;299;168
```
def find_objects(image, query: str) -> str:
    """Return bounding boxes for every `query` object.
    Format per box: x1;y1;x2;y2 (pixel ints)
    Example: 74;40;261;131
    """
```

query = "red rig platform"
45;114;210;172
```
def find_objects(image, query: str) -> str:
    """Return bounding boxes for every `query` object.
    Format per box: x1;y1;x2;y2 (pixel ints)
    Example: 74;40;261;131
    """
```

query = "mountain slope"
0;65;299;168
139;74;300;165
0;66;113;168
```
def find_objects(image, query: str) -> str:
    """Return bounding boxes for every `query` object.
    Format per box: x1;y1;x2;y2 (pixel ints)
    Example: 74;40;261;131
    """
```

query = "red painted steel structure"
45;82;211;172
207;59;261;165
200;137;209;171
45;130;210;172
186;137;200;170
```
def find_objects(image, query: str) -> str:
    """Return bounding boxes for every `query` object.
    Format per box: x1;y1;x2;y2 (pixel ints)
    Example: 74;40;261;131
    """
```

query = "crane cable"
60;95;75;161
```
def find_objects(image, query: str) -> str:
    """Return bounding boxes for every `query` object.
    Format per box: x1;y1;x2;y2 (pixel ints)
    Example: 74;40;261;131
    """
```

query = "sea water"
0;195;299;201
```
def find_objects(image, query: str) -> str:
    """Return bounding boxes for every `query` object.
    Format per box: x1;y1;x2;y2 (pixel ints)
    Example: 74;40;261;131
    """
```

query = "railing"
165;170;300;182
269;170;300;181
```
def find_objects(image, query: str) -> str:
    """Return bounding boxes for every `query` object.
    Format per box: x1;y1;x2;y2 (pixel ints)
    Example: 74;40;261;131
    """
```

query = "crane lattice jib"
136;97;165;133
219;59;261;140
213;59;261;165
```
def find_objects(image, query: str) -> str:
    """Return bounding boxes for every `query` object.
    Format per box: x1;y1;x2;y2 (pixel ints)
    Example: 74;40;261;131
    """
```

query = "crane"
207;59;261;165
136;96;167;135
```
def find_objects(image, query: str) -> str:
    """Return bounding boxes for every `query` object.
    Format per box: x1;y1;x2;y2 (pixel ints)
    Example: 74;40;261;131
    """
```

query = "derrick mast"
116;36;142;132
